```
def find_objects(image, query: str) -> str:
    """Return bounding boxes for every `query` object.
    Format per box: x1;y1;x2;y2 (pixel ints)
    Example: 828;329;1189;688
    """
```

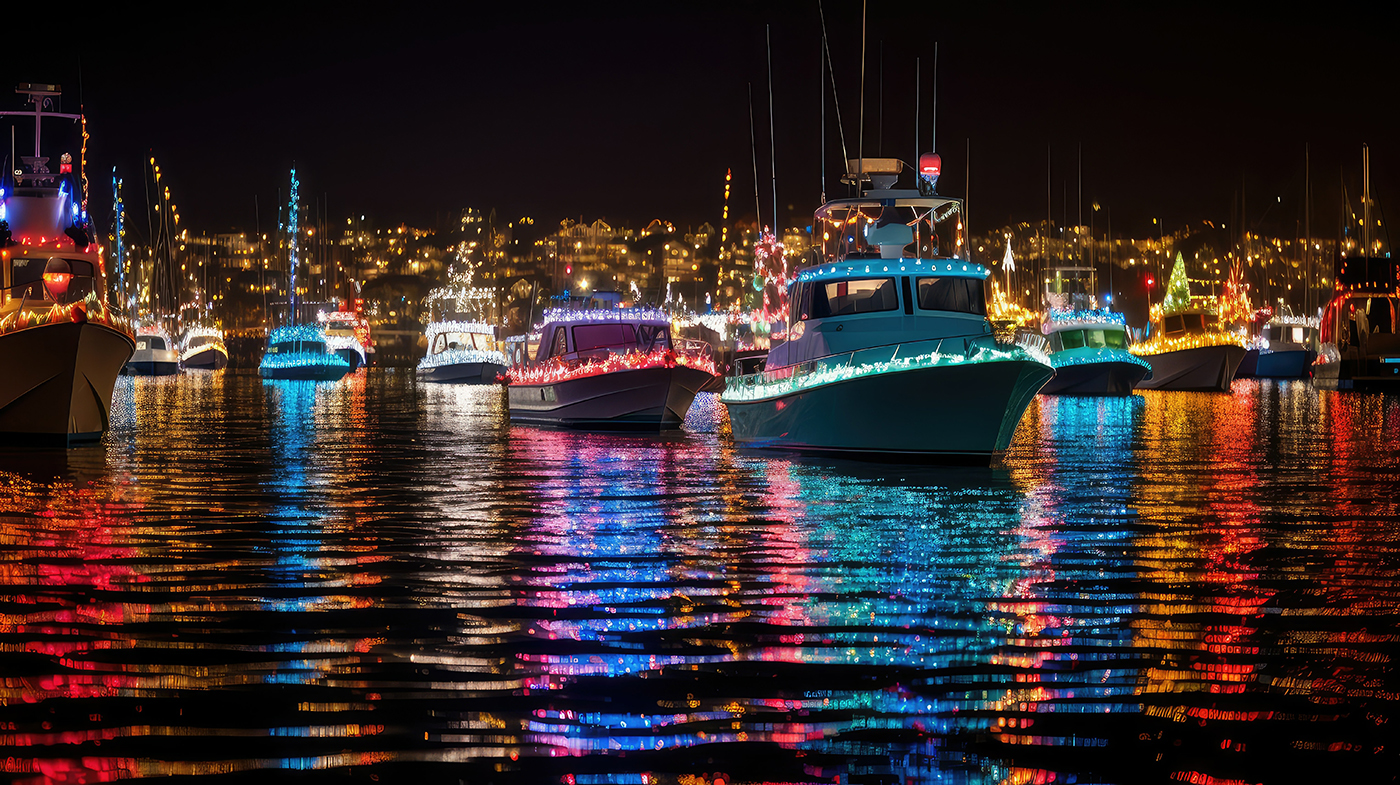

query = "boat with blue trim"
258;324;351;381
1036;265;1149;395
507;307;717;429
1038;309;1150;395
0;83;135;445
1250;311;1318;379
417;319;508;384
720;158;1055;464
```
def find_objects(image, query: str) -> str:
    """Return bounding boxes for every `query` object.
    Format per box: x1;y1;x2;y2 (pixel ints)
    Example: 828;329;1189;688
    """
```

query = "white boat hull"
508;365;714;430
1135;345;1247;392
0;322;135;445
724;359;1053;464
182;346;228;370
418;360;507;384
123;346;180;376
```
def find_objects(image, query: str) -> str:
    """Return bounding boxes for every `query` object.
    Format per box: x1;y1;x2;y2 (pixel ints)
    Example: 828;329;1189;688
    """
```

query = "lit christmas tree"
1161;251;1191;316
752;227;789;324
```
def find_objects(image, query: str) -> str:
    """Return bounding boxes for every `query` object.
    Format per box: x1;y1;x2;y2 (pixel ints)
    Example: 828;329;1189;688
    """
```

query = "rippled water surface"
2;370;1398;784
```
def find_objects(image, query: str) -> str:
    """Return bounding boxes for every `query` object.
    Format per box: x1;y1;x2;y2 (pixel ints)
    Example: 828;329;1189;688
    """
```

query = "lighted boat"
1131;253;1247;391
0;83;135;445
417;320;508;384
258;325;352;381
320;308;372;370
1131;310;1247;391
1039;309;1151;395
507;308;717;429
123;325;179;376
1252;312;1318;379
180;326;229;370
720;157;1055;464
1036;265;1149;395
1313;256;1400;389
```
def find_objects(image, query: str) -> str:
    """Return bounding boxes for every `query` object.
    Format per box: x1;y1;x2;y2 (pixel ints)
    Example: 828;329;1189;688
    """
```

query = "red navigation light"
566;265;572;275
918;152;942;177
1146;276;1155;288
43;272;71;301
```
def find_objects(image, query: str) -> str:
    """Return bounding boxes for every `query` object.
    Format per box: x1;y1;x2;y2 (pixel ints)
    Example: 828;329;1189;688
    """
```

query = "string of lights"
512;348;716;386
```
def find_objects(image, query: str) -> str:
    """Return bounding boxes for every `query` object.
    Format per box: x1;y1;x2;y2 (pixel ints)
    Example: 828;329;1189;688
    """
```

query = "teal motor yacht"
1038;309;1150;395
720;158;1055;464
418;319;508;384
259;325;352;381
507;308;717;429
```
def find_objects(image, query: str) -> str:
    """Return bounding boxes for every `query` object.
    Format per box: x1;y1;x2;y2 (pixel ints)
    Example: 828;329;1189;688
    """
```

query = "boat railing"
728;336;976;391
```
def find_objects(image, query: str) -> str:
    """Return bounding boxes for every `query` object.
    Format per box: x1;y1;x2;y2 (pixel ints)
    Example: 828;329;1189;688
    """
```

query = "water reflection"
0;376;1395;783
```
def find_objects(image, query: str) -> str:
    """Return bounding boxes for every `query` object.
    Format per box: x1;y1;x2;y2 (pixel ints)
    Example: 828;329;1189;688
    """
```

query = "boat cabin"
524;311;672;367
1159;310;1220;339
264;326;330;357
135;334;169;352
426;322;496;356
1046;323;1130;352
766;260;993;368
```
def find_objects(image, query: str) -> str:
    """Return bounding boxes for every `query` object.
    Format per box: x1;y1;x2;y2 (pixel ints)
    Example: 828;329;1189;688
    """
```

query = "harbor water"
1;371;1397;783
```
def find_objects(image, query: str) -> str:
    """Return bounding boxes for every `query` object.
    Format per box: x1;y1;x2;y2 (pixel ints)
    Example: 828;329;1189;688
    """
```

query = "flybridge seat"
842;158;904;190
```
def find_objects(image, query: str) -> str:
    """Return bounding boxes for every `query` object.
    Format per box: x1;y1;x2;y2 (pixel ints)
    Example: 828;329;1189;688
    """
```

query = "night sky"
4;2;1395;245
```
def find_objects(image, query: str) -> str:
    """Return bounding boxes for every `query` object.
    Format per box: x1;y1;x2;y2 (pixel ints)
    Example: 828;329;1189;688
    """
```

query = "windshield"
916;277;986;316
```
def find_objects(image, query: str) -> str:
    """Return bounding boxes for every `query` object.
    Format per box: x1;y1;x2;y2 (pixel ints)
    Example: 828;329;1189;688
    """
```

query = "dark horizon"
3;2;1395;246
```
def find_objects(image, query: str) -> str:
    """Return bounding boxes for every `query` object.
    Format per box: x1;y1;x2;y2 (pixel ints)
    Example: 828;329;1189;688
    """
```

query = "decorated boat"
1131;252;1247;391
1036;265;1149;395
123;324;179;375
721;157;1054;464
320;307;372;370
417;319;507;384
258;324;352;381
1039;308;1151;395
0;83;135;445
1251;311;1318;379
180;326;229;370
507;308;717;429
1313;256;1400;389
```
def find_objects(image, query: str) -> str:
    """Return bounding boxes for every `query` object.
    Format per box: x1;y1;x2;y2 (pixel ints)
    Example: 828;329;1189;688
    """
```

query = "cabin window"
636;324;671;351
1103;329;1127;349
1060;330;1085;350
792;282;814;321
573;323;638;353
1163;315;1185;336
147;337;167;351
811;277;898;318
915;277;986;315
548;327;568;358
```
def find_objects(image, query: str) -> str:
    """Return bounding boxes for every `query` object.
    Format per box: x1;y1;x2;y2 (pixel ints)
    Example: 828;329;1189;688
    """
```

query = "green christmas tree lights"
1161;251;1191;316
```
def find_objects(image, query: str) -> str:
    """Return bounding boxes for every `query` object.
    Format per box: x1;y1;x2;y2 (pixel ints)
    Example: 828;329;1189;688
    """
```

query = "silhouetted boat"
0;84;135;445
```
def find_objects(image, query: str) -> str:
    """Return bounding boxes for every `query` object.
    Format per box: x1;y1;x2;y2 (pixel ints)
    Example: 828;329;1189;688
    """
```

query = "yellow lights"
1130;329;1244;356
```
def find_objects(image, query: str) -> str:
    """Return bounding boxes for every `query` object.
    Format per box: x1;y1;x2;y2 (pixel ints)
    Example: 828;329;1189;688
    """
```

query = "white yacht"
507;308;717;429
321;309;372;370
1252;311;1318;378
417;320;508;384
123;325;179;376
0;84;135;445
180;326;229;370
720;158;1055;464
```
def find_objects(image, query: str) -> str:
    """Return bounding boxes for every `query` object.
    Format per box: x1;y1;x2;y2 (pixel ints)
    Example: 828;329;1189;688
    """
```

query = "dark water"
1;371;1398;784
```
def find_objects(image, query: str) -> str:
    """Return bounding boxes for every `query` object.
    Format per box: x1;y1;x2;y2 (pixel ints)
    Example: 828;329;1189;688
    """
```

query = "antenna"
914;57;920;163
877;40;883;156
857;0;867;182
818;2;848;166
820;40;826;203
767;25;778;231
748;83;761;224
931;42;938;153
